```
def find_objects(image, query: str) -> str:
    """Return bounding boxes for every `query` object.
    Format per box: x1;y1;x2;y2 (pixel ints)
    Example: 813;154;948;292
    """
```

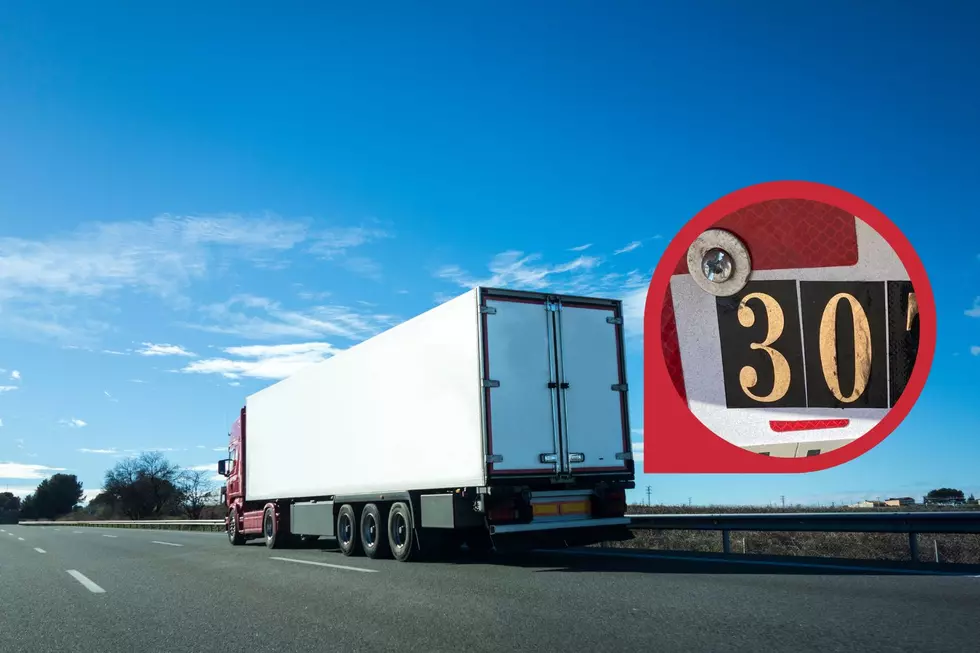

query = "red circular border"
642;180;936;473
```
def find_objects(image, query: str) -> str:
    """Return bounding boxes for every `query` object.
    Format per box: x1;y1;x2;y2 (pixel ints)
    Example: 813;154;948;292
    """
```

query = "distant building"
884;497;914;507
922;496;965;505
850;500;885;508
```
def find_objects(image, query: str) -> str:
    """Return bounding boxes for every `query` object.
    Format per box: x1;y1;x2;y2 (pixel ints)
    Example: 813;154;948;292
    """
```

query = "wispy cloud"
186;294;397;342
0;418;4;427
60;418;87;428
437;249;649;336
181;342;343;380
136;342;197;357
101;349;127;356
966;297;980;318
128;379;147;384
0;461;67;479
9;370;20;381
971;346;980;356
104;390;118;403
186;464;216;472
569;243;592;252
632;440;644;464
0;386;18;393
614;241;642;255
79;448;118;454
306;225;391;259
0;213;387;344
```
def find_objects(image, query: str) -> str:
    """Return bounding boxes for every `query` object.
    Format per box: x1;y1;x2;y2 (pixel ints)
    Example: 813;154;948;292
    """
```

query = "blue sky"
1;1;978;506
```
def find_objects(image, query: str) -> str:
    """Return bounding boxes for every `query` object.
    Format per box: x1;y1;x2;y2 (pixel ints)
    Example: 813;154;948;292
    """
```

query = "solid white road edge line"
151;541;184;547
537;548;980;577
66;570;106;594
34;548;46;554
270;556;378;573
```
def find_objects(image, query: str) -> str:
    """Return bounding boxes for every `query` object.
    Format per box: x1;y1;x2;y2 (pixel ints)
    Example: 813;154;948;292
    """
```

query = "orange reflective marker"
643;181;935;473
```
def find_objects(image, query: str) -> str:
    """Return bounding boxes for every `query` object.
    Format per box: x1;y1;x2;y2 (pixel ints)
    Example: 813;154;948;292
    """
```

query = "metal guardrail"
626;512;980;558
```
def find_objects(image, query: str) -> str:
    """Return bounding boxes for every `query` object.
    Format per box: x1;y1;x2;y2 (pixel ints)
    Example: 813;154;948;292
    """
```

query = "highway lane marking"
102;534;118;538
72;530;83;534
66;570;106;594
270;556;378;573
34;548;46;554
540;548;980;577
151;541;184;547
17;537;24;541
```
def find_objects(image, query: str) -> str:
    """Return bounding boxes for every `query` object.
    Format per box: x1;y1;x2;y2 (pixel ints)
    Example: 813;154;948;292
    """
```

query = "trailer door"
481;294;562;475
555;301;631;474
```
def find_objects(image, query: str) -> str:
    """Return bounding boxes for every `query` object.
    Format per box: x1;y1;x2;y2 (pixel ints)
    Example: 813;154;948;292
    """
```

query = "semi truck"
217;286;636;562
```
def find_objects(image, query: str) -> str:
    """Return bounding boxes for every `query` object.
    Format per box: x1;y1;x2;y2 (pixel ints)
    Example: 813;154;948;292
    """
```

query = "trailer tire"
337;504;362;557
360;503;391;559
227;508;245;546
387;501;417;562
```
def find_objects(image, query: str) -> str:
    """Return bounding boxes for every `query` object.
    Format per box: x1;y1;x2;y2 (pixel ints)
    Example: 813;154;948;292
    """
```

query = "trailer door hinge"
480;306;497;315
544;301;559;312
615;452;633;461
606;316;623;325
611;383;628;392
483;379;500;388
486;454;503;464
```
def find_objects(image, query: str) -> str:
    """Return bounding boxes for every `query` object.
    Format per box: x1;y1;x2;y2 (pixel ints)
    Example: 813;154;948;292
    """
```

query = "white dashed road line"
270;556;378;573
72;531;83;534
34;548;46;554
102;534;118;538
67;570;106;594
17;537;24;541
151;541;183;547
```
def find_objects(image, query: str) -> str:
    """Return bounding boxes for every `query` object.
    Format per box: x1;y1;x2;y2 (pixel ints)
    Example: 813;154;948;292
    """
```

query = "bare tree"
179;469;217;519
103;451;185;519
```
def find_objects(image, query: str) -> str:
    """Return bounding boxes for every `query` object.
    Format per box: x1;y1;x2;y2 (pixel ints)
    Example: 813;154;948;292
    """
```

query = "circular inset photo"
659;197;924;459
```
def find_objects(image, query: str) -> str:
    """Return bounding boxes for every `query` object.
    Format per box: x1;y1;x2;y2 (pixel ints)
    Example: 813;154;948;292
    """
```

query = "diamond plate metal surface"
673;199;859;274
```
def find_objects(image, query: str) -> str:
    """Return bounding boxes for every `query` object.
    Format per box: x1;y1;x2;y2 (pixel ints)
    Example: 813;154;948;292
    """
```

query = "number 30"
737;291;894;404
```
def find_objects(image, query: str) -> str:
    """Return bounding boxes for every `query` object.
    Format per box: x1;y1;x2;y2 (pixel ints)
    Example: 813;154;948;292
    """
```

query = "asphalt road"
1;524;978;653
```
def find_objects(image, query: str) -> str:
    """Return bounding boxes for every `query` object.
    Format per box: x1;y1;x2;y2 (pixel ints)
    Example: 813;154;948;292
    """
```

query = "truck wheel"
227;508;245;546
337;504;362;557
360;503;391;559
387;502;417;562
263;505;284;549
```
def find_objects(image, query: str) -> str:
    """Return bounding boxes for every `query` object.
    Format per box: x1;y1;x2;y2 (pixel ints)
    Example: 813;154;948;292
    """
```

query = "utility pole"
645;486;652;506
781;495;785;508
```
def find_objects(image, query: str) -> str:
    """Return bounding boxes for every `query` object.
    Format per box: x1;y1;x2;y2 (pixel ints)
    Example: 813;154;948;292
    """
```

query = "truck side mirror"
217;459;227;476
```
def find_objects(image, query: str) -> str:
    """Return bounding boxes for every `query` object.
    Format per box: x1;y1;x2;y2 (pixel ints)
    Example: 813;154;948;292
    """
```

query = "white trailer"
219;286;636;561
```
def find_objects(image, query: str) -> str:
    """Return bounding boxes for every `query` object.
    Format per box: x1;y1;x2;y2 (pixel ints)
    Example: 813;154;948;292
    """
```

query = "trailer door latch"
606;316;623;325
483;379;500;388
611;383;628;392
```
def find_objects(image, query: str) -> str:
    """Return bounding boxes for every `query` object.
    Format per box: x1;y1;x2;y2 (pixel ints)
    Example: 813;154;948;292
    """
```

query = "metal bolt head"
701;248;734;283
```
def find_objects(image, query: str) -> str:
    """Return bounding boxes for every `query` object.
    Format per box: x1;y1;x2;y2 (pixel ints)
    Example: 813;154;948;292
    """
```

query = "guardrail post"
722;529;731;554
908;532;918;561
